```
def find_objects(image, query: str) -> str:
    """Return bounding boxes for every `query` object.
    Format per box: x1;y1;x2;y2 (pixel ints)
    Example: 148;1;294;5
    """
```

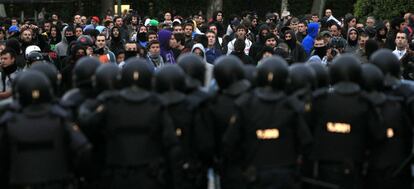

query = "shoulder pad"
60;88;85;108
285;96;306;113
49;104;71;119
312;87;329;99
234;91;253;107
158;91;187;106
187;89;212;109
0;111;16;125
119;87;151;102
360;91;387;106
96;90;120;102
386;94;405;102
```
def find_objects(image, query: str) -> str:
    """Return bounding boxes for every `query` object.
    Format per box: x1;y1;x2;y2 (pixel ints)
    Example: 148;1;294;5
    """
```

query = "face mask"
150;52;160;59
137;32;147;42
66;35;76;43
125;51;138;60
314;46;327;59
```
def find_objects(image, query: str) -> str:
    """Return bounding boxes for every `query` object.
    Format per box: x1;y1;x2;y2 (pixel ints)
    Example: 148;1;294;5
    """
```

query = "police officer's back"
208;55;251;189
223;56;312;189
370;49;414;121
60;57;100;122
79;58;178;189
0;70;91;188
361;64;412;189
308;54;384;189
154;65;207;189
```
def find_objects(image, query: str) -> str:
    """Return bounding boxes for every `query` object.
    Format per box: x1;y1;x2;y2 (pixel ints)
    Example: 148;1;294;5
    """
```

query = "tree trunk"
101;0;113;17
311;0;326;18
206;0;223;20
281;0;289;14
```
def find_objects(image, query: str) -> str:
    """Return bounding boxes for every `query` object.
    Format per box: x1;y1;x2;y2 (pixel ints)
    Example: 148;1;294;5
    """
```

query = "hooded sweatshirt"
285;30;307;63
191;43;214;89
56;26;76;58
345;28;359;53
249;25;270;62
158;29;176;64
302;23;319;56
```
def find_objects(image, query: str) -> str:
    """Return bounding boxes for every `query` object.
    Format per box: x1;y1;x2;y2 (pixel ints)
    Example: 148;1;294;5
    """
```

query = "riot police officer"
60;56;100;122
154;65;207;189
223;56;312;189
370;49;414;120
30;62;62;97
207;55;251;189
0;70;91;189
77;63;121;189
79;58;178;189
308;54;385;189
361;64;412;189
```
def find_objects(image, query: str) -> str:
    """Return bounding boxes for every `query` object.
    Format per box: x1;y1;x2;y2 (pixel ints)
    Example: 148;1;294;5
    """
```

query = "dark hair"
235;25;247;33
173;33;185;46
147;40;160;50
0;47;17;58
234;39;245;52
184;22;194;29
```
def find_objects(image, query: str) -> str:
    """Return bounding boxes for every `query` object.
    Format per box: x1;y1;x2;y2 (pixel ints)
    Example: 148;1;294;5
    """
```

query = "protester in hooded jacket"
374;23;388;48
302;22;319;56
284;30;307;64
249;25;270;62
56;26;77;60
108;26;125;53
191;43;214;89
344;28;359;53
158;29;176;64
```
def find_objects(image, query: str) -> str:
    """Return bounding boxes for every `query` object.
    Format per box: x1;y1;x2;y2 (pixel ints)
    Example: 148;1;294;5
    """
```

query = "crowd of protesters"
0;7;414;189
0;9;413;98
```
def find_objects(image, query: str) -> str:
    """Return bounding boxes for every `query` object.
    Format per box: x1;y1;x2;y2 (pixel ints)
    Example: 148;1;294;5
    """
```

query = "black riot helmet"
93;64;121;93
361;63;384;92
256;56;289;90
177;54;206;89
16;70;53;107
154;65;186;93
288;63;317;93
329;54;362;84
370;49;401;78
27;51;44;65
243;64;257;88
307;62;329;88
72;56;101;89
213;55;245;90
30;62;61;95
121;57;153;90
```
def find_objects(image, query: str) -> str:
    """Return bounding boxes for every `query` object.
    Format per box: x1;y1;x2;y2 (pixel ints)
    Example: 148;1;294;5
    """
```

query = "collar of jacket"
331;82;361;95
254;87;285;101
158;91;186;106
222;79;251;96
119;87;151;102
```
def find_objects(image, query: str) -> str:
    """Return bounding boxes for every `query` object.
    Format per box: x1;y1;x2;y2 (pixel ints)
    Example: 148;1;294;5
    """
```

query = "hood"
191;43;207;62
258;24;270;44
375;23;388;39
285;30;297;48
158;29;172;49
61;26;68;43
307;23;319;38
347;27;358;46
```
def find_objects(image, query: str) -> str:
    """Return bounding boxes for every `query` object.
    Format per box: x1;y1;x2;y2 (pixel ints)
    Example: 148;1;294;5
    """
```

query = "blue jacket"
301;23;319;56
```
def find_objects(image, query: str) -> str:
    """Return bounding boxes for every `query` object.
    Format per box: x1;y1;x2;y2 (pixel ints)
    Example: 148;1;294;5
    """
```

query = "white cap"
25;45;41;58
